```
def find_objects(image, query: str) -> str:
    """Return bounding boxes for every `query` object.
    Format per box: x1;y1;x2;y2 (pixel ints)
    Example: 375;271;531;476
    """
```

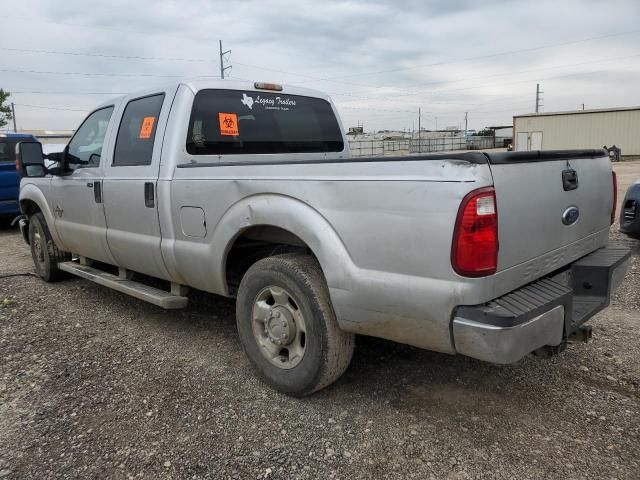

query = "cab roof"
94;79;332;111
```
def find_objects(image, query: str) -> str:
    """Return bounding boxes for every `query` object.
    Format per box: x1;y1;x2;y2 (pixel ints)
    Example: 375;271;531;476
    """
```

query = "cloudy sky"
1;0;639;133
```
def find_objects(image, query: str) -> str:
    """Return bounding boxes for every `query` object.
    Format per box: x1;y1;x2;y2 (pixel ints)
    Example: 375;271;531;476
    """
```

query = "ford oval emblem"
562;206;580;225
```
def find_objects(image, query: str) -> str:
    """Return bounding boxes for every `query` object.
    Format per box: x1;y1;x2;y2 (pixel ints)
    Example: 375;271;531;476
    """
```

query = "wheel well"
225;226;315;295
20;199;41;216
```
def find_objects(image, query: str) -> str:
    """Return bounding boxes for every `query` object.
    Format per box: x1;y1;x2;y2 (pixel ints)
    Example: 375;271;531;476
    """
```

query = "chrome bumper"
452;246;630;365
453;306;564;364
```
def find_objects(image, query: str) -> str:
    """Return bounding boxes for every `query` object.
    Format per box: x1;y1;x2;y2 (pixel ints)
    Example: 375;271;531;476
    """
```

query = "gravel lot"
1;162;639;480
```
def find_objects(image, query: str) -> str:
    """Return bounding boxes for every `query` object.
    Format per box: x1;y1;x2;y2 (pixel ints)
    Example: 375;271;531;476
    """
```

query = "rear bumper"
452;246;630;364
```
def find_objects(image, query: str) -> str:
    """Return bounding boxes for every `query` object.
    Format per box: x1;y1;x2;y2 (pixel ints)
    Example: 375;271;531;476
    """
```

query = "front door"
51;106;117;264
102;91;174;280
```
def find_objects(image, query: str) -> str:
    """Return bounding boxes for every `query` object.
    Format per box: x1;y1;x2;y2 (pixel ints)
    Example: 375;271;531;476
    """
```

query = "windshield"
186;89;344;155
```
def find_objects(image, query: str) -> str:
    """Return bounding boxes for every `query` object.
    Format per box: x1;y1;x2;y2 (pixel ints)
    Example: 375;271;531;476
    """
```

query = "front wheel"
236;253;355;396
28;212;69;282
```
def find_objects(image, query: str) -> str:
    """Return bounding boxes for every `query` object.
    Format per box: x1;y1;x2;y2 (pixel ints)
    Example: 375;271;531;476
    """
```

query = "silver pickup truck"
16;80;630;396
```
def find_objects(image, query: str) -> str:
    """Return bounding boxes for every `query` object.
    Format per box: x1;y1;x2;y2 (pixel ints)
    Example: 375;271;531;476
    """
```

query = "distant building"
513;106;640;155
347;126;364;135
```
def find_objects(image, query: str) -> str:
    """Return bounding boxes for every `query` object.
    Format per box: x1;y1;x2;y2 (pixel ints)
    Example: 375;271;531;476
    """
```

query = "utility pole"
219;40;232;79
435;116;438;132
464;111;468;134
581;103;585;110
11;102;17;132
418;107;421;153
535;83;544;113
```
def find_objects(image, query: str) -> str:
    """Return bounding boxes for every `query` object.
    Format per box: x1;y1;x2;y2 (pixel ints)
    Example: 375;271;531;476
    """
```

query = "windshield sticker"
219;113;239;136
139;116;156;139
240;93;297;112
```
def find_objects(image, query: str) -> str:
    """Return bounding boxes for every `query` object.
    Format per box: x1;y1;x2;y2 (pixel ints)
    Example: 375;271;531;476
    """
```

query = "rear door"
487;151;613;272
102;88;175;280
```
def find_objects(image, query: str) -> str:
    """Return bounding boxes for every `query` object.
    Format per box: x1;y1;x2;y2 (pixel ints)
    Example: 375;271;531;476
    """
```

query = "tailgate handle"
562;168;578;191
144;182;155;208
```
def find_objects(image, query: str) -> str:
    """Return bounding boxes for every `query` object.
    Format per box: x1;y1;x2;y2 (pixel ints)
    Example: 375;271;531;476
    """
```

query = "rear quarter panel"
165;157;495;354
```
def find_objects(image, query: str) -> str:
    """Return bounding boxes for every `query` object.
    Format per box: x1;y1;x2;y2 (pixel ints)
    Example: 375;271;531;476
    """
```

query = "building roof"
514;105;640;119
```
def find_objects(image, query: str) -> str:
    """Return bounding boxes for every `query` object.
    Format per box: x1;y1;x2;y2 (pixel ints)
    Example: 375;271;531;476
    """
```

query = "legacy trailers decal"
240;92;297;111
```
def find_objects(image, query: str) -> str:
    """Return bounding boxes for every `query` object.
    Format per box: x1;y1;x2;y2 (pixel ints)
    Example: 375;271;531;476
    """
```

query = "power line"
0;68;218;78
322;29;640;80
328;52;640;101
0;46;213;63
13;103;88;112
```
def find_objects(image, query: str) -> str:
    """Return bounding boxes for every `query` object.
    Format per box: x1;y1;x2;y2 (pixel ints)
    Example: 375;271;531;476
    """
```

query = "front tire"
28;212;69;282
236;253;354;396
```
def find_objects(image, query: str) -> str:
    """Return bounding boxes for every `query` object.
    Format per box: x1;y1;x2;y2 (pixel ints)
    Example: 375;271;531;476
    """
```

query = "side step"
58;262;188;309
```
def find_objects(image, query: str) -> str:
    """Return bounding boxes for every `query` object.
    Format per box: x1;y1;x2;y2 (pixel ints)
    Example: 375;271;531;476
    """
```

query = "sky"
1;0;640;133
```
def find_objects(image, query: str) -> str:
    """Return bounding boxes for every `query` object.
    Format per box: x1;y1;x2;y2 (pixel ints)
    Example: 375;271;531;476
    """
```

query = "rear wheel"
28;212;69;282
236;253;354;396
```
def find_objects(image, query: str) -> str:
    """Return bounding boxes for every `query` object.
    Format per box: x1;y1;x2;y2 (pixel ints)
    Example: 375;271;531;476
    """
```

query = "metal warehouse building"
513;106;640;156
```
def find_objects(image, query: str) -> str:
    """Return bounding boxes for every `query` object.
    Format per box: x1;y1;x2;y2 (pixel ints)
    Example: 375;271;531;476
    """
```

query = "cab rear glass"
186;89;344;155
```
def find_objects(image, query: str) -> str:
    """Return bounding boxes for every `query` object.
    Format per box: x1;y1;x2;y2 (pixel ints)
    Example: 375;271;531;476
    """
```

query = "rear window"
114;94;165;166
0;139;31;162
186;89;344;155
0;141;17;162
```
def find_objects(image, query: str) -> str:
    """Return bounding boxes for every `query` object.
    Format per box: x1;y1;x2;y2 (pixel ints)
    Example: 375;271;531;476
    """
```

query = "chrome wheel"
251;286;306;369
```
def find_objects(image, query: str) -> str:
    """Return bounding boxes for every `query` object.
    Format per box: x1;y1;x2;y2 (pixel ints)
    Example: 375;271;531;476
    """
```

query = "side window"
67;107;114;167
113;94;165;166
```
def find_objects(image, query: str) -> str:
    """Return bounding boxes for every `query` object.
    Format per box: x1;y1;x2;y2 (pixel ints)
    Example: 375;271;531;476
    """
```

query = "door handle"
144;182;155;208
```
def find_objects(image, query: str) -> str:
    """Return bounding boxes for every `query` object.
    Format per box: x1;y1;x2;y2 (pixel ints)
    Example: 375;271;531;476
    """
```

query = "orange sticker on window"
219;113;239;136
139;116;156;139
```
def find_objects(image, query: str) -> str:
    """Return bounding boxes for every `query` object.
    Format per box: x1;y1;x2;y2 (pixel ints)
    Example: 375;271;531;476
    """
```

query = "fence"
348;136;504;157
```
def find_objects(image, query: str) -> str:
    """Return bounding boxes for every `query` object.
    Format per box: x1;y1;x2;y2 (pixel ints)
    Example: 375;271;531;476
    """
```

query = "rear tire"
28;212;69;282
236;253;354;396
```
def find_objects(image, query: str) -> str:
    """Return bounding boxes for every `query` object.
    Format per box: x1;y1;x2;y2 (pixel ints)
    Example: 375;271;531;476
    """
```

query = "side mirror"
17;141;47;177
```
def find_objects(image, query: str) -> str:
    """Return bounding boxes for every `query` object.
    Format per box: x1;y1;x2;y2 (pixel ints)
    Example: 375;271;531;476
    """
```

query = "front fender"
19;182;61;246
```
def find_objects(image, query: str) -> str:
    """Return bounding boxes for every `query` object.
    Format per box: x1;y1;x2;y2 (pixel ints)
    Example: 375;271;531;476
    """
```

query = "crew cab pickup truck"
17;80;630;396
0;133;36;223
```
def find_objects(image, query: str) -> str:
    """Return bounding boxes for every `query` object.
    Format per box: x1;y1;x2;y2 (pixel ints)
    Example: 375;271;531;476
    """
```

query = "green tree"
0;89;13;128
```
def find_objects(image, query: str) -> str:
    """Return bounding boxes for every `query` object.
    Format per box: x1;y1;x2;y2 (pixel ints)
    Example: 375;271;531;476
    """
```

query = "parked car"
619;179;640;238
16;80;629;396
0;133;37;224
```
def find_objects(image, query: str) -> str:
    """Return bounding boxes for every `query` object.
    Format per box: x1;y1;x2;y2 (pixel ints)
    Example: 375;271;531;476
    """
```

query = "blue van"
0;133;37;221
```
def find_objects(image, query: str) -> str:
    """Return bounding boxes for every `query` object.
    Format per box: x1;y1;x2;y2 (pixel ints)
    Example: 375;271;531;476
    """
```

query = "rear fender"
214;193;356;296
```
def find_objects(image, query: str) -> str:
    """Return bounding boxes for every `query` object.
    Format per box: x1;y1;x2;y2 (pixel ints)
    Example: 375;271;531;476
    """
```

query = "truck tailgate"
485;150;613;272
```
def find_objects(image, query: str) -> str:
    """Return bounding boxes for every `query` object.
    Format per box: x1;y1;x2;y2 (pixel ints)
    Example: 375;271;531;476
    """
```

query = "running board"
58;262;188;309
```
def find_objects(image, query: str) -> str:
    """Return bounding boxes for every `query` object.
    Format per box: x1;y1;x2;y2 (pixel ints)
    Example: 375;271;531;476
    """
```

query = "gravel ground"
1;163;639;480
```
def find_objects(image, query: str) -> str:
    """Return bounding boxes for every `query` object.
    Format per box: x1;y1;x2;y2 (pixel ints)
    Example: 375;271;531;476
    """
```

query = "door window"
67;107;114;167
113;94;165;166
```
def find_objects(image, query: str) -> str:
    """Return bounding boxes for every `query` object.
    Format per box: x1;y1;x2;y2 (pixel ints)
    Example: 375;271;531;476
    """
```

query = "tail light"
451;187;498;277
611;171;617;225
